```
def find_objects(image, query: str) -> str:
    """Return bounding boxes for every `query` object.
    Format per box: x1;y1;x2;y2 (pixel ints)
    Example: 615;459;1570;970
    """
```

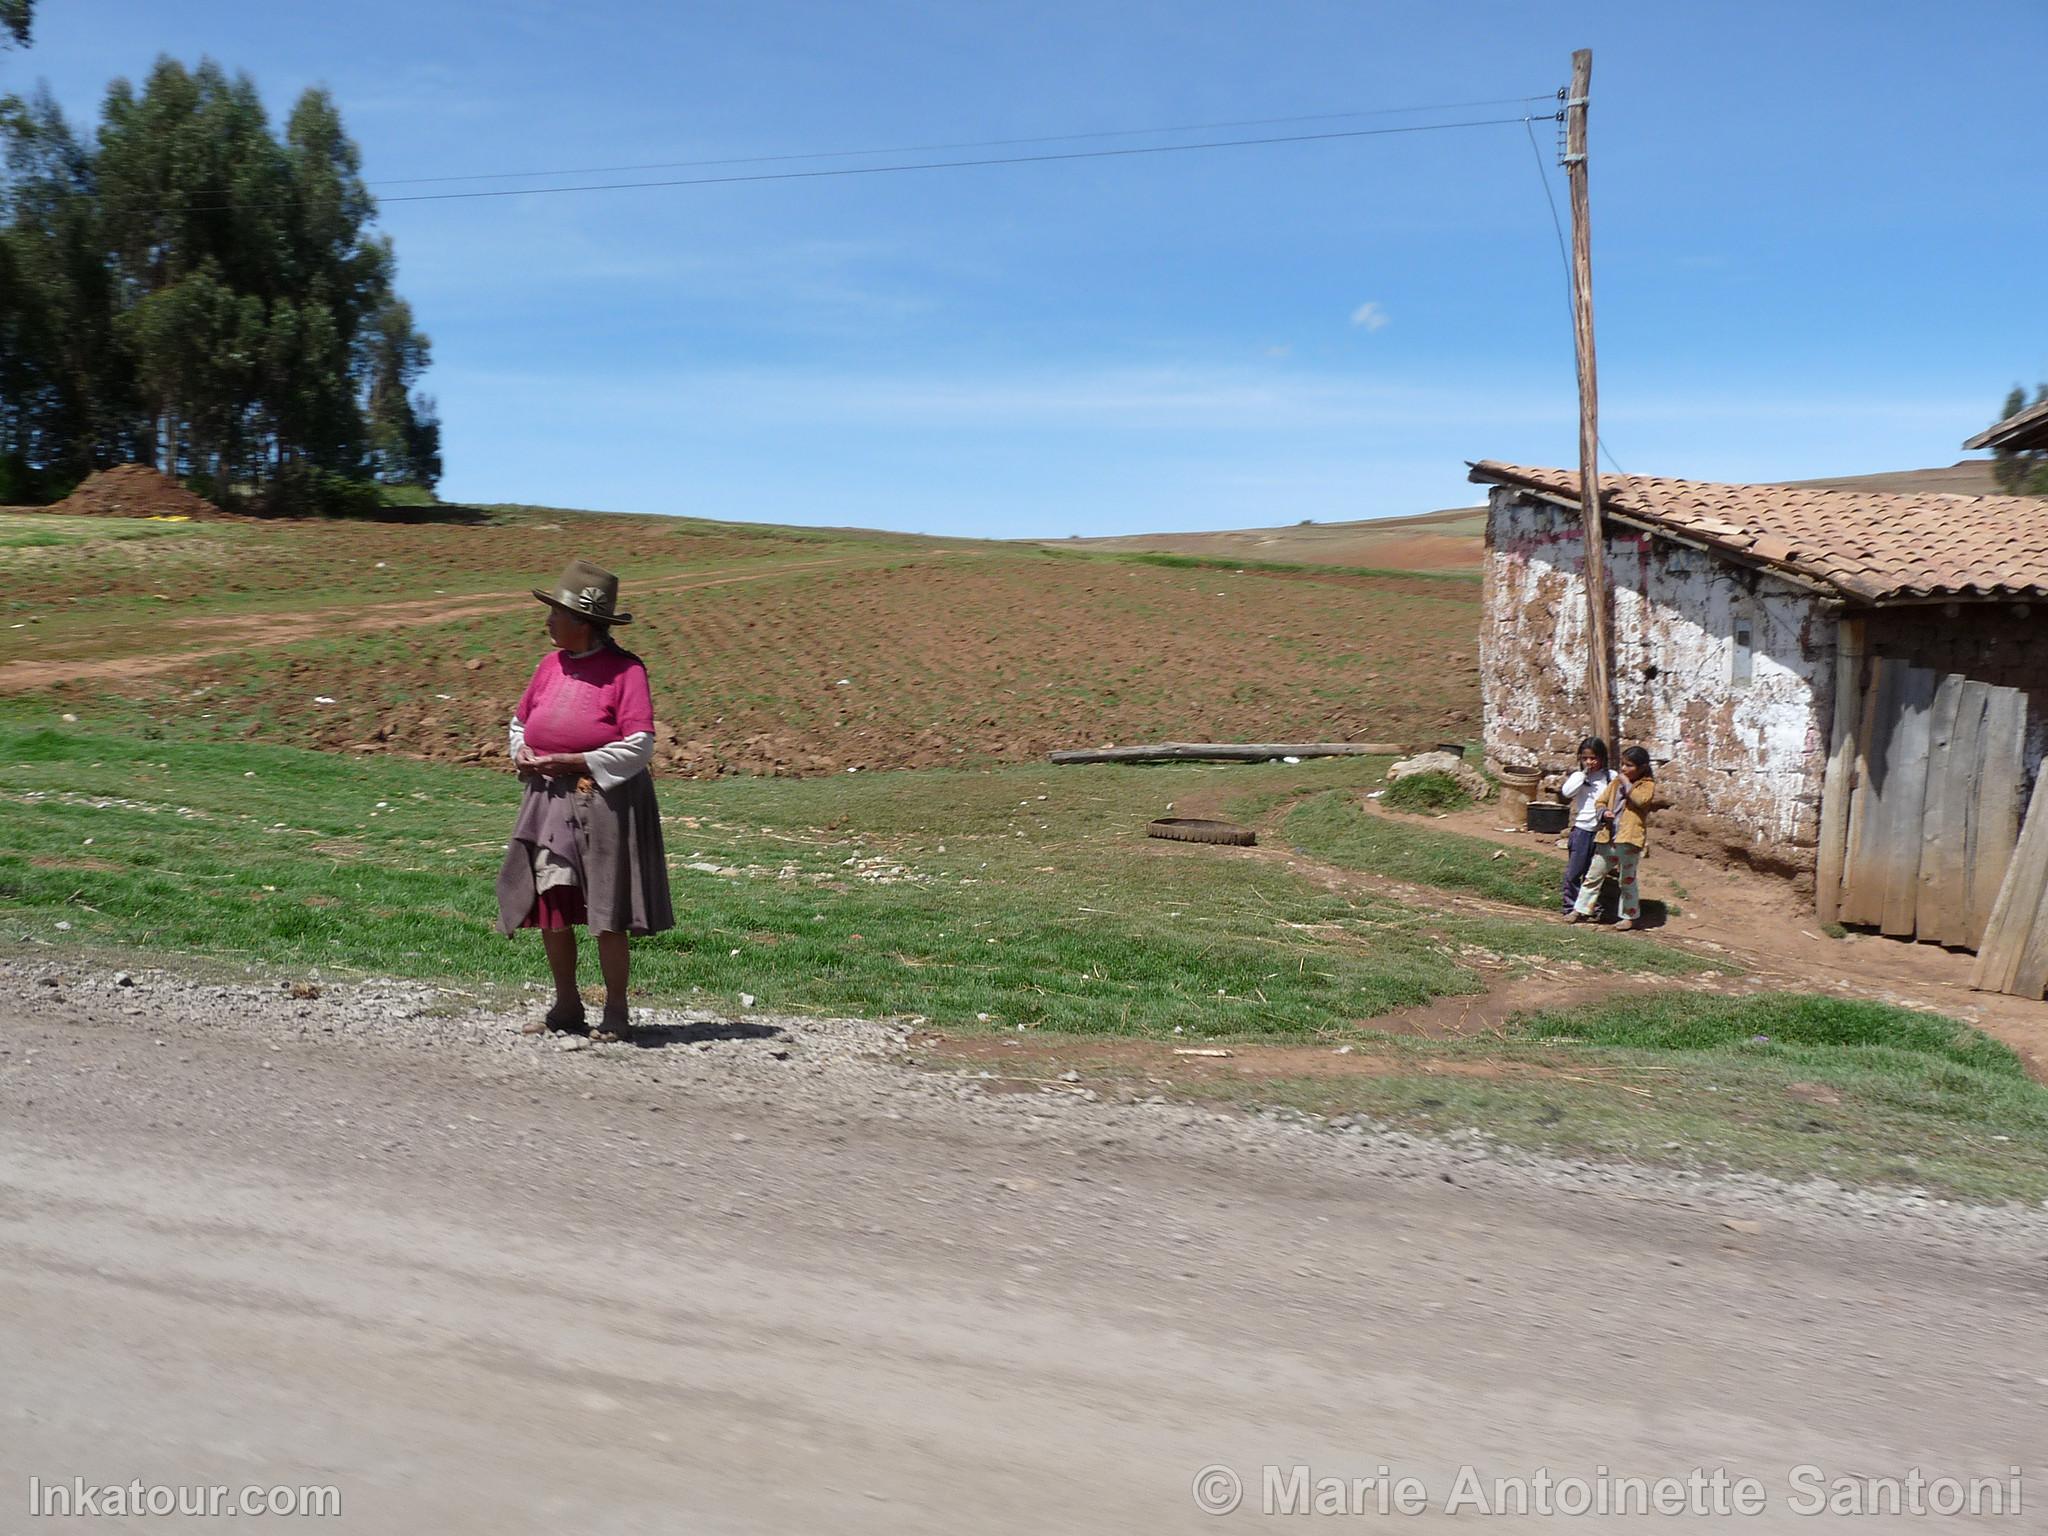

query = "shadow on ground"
344;502;495;527
622;1019;786;1050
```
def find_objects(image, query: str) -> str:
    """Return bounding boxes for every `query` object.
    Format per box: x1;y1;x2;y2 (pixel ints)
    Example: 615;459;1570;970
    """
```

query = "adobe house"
1467;460;2048;953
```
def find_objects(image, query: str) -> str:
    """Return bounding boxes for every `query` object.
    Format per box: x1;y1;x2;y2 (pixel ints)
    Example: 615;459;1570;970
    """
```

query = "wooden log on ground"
2015;888;2048;1001
1972;776;2048;997
1050;742;1409;766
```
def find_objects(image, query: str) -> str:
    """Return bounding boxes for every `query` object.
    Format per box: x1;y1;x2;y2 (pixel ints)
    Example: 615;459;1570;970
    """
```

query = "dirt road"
2;967;2042;1531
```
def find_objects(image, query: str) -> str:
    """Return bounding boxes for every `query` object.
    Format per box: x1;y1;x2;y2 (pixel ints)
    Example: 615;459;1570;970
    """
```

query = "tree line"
1989;385;2047;498
0;48;439;510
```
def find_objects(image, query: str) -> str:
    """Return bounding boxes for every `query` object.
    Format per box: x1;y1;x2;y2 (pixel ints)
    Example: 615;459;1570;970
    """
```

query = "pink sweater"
515;646;655;754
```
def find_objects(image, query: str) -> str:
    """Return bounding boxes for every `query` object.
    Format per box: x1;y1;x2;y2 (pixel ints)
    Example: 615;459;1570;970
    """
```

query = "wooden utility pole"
1563;47;1614;744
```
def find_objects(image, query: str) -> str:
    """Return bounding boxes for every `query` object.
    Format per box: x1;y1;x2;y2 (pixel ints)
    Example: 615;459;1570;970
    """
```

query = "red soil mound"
51;464;224;521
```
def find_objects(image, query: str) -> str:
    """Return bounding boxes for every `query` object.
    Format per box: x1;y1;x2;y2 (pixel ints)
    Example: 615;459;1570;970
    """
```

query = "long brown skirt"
495;771;674;937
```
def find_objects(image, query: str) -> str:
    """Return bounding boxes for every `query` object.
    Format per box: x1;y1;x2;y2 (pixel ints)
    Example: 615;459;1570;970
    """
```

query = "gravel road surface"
2;962;2043;1531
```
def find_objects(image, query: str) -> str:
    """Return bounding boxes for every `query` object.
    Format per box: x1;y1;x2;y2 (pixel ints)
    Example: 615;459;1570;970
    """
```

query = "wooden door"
1825;658;2027;948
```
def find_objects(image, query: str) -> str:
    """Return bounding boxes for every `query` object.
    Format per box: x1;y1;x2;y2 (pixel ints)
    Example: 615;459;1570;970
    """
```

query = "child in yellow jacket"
1567;745;1656;931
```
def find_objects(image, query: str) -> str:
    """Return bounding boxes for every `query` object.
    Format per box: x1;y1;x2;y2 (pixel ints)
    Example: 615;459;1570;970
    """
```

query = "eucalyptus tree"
0;52;441;506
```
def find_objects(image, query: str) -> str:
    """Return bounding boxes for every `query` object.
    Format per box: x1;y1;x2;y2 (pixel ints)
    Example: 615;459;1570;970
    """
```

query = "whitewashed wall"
1481;488;1837;881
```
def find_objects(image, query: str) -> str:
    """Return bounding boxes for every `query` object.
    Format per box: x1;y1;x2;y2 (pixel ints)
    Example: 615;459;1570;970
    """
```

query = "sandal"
591;1006;632;1044
522;999;587;1035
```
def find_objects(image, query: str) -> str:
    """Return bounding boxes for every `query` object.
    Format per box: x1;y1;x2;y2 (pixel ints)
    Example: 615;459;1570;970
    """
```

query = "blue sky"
12;1;2047;535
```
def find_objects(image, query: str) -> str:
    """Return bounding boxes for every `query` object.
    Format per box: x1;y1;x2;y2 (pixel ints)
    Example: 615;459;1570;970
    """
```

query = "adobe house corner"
1468;462;2048;937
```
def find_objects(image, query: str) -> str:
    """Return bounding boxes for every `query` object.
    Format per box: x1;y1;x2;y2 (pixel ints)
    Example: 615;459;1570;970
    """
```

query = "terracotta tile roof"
1964;395;2048;452
1468;461;2048;604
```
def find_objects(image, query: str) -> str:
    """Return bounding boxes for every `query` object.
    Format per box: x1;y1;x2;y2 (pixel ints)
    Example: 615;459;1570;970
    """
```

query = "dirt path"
0;556;888;693
1;966;2042;1531
1172;785;2048;1072
1410;797;2048;1070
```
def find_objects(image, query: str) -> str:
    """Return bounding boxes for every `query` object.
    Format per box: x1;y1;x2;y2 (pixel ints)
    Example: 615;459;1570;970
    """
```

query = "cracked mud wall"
1481;489;1834;886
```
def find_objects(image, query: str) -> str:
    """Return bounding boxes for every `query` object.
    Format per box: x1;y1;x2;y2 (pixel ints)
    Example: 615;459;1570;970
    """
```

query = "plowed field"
7;503;1480;776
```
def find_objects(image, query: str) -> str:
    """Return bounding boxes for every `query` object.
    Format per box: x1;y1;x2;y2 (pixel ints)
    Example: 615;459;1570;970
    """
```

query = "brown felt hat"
532;557;632;626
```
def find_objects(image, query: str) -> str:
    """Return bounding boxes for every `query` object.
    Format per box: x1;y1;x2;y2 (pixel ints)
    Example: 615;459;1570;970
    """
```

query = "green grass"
1380;770;1474;814
0;513;196;548
1517;991;2023;1069
375;483;441;508
9;706;2037;1199
0;714;1708;1034
1154;990;2048;1203
0;726;1710;1018
1498;992;2048;1200
0;714;1528;1038
956;986;2048;1202
1278;789;1559;907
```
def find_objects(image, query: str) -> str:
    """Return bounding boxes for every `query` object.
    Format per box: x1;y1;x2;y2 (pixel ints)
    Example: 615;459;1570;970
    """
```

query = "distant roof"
1964;396;2048;453
1468;460;2048;604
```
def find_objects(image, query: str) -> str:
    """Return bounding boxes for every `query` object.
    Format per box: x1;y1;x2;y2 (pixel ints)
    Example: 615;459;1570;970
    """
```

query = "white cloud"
1349;300;1390;332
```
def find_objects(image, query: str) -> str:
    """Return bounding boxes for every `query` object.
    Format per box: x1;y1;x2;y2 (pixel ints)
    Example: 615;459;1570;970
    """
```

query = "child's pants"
1561;827;1597;914
1573;842;1641;921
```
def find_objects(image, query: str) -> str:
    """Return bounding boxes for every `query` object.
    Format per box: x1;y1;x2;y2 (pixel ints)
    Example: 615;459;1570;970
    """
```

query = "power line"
1522;115;1572;312
368;94;1557;189
131;114;1539;217
1523;109;1624;477
81;94;1557;209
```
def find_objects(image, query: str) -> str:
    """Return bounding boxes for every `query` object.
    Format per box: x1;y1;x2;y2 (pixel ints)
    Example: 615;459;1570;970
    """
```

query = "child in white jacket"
1555;736;1612;916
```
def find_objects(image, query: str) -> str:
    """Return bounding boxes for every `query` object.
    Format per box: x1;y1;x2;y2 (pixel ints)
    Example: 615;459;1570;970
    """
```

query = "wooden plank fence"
1828;657;2033;972
1970;688;2029;946
1913;674;1968;946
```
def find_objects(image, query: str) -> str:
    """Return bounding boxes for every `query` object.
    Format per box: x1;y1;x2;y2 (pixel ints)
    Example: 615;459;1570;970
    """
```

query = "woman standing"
496;558;673;1039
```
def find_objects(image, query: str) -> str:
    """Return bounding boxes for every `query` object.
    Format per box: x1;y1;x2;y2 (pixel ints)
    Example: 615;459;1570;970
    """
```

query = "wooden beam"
1814;615;1864;924
1564;47;1613;744
1050;742;1408;766
1973;774;2048;997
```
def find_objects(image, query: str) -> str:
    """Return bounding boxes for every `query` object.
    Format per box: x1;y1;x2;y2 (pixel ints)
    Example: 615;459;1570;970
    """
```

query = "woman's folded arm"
585;731;655;788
